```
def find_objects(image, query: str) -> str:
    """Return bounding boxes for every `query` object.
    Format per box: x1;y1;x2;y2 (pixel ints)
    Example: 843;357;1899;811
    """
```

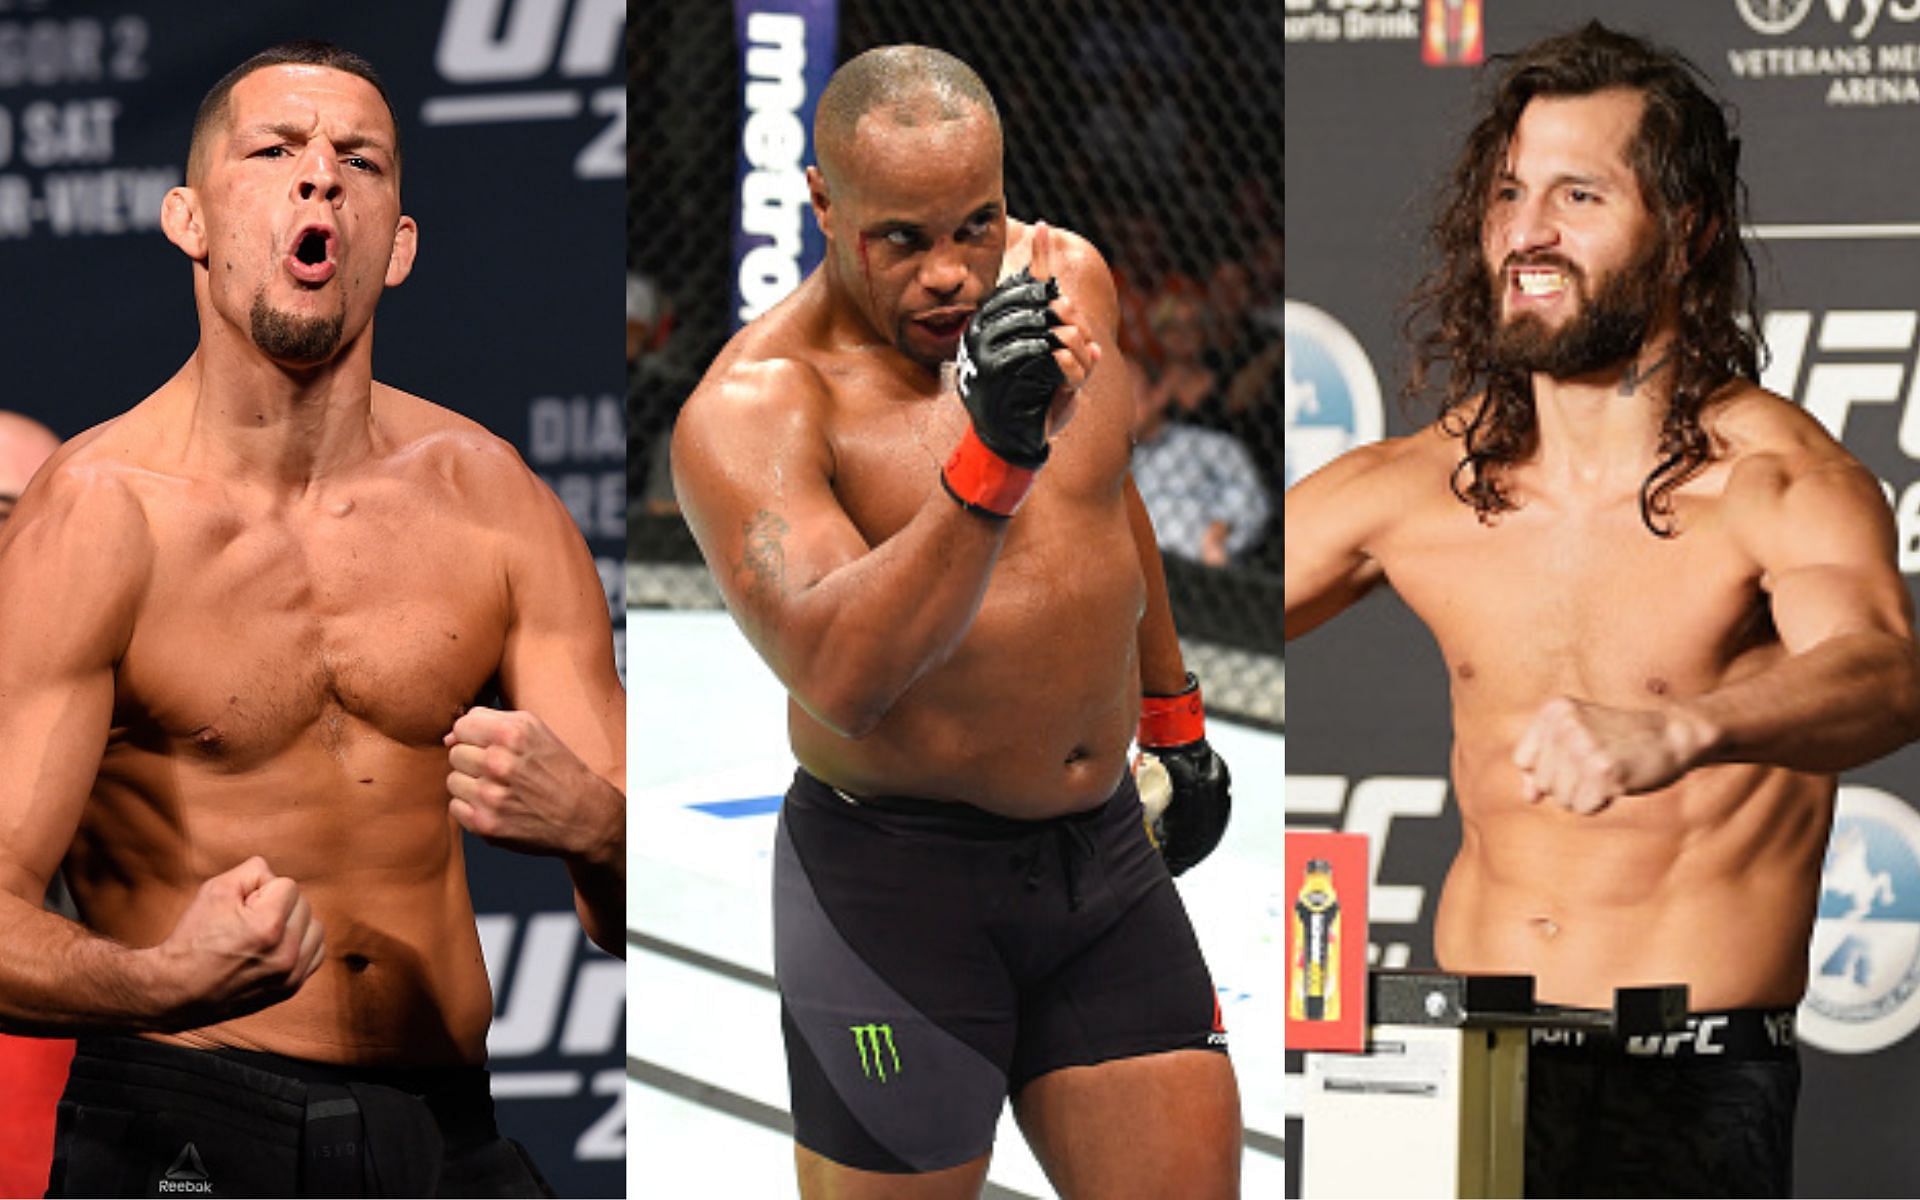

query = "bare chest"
823;369;1133;548
1378;498;1770;707
117;500;505;762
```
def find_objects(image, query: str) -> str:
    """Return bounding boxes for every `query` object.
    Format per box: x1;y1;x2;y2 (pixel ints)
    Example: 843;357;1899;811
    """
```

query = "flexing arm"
0;472;322;1032
1282;438;1399;640
1696;455;1920;764
449;462;626;957
673;228;1097;738
1516;445;1920;813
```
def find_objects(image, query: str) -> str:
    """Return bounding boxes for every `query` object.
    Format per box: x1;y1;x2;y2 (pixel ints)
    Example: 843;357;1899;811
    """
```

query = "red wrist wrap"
1139;675;1204;747
942;426;1036;518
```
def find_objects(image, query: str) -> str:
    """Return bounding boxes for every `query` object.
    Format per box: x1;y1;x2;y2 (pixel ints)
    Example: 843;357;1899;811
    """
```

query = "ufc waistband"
1527;1007;1797;1062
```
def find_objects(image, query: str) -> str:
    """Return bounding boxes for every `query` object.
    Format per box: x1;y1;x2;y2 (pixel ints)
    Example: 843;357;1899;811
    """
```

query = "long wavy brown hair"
1404;22;1762;535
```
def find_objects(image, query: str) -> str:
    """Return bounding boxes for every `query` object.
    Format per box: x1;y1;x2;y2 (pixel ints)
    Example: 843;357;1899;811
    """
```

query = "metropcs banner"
1287;3;1920;1195
730;0;836;329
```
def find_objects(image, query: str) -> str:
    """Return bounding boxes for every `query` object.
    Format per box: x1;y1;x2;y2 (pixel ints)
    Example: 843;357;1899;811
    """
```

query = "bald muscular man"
1286;24;1920;1198
675;44;1240;1200
0;42;624;1197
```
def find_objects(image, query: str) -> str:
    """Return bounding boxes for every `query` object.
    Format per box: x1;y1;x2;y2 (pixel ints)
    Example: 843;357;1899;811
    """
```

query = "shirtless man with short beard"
0;43;624;1197
1286;24;1920;1199
675;44;1239;1200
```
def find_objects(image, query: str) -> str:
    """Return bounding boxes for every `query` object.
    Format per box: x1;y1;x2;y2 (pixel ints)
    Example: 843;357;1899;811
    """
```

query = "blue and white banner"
729;0;836;329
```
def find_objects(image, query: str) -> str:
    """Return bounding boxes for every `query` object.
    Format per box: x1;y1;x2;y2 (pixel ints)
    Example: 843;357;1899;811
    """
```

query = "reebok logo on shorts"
850;1023;901;1082
159;1141;213;1193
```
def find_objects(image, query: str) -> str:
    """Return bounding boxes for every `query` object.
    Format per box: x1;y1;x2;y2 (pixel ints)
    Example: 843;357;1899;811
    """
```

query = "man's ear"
160;186;207;261
386;215;419;288
807;165;832;242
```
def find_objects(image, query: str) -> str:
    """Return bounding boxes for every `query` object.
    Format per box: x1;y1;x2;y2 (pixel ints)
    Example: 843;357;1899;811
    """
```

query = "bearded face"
1479;89;1676;382
1488;221;1669;379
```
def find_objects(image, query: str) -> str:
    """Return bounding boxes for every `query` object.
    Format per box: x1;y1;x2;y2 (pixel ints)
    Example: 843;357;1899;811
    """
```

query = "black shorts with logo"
47;1036;553;1198
1525;1008;1799;1199
775;767;1226;1173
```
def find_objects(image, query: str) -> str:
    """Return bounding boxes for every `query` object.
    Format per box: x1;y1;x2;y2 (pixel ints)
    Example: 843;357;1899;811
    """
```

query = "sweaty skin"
676;82;1182;820
677;73;1241;1197
0;63;624;1065
680;220;1148;817
1285;88;1920;1011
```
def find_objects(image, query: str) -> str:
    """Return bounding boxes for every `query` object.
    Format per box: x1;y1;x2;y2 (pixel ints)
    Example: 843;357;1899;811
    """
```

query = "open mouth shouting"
286;224;337;286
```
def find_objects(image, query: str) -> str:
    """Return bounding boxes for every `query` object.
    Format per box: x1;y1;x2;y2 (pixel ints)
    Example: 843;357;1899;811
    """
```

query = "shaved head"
814;45;1002;185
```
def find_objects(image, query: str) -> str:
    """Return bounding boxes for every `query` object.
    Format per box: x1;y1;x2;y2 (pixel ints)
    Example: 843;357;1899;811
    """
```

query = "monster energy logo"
850;1023;901;1082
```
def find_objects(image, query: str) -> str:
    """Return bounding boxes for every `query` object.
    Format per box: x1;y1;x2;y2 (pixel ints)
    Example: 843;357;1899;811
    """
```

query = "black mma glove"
942;269;1064;517
1136;673;1232;876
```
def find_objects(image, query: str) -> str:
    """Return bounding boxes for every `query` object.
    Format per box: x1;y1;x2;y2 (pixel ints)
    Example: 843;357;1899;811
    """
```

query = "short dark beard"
249;292;344;365
1489;231;1668;380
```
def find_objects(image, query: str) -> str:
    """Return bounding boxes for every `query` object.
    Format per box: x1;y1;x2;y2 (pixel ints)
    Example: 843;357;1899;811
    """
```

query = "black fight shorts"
1525;1008;1799;1198
775;767;1226;1174
47;1036;554;1198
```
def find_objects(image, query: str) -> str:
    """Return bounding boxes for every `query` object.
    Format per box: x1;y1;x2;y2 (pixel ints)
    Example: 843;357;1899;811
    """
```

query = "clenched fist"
1513;696;1715;815
147;856;325;1028
445;707;620;862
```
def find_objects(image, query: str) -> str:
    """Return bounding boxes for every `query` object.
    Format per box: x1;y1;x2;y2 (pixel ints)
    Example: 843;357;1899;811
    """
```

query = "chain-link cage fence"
631;0;1284;727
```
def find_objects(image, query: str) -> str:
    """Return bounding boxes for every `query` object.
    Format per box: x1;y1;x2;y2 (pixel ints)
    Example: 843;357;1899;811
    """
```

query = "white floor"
627;609;1286;1198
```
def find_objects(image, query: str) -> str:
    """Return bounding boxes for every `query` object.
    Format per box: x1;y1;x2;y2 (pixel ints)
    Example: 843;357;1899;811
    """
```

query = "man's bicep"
1283;446;1392;638
489;478;624;780
0;494;140;900
0;668;116;901
672;381;872;671
1757;463;1914;652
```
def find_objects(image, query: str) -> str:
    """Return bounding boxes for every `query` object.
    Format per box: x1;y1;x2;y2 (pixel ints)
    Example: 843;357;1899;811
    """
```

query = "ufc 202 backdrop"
1286;2;1920;1195
0;2;625;1193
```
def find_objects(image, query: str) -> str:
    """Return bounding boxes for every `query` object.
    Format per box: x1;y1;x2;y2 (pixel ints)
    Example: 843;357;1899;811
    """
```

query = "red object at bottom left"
0;1033;74;1199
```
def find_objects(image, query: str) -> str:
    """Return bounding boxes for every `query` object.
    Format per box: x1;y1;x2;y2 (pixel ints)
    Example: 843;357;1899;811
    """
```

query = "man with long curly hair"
1286;22;1920;1197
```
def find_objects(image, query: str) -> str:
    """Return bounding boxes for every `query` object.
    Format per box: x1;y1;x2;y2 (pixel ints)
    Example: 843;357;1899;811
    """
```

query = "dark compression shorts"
1525;1007;1799;1199
47;1036;553;1198
775;767;1226;1174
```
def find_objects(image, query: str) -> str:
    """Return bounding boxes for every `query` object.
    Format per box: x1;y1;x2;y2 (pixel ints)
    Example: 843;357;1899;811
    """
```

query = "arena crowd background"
1285;1;1920;1194
0;2;626;1194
